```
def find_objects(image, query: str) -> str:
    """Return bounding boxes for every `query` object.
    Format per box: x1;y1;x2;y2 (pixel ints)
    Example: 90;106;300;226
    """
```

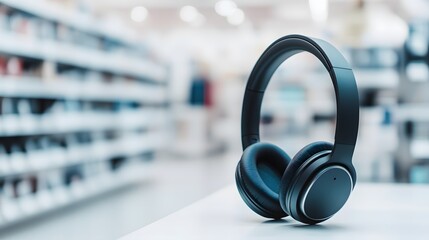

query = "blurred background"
0;0;428;239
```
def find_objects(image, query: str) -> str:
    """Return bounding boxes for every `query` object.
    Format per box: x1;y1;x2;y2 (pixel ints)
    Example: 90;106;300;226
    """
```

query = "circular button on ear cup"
278;141;334;222
235;142;291;219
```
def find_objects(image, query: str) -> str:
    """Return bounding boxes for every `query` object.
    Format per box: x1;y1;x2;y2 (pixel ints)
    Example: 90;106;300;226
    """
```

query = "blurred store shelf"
0;76;167;103
0;160;153;228
0;109;168;136
0;0;171;229
354;69;399;89
0;32;166;82
0;131;167;177
0;0;136;45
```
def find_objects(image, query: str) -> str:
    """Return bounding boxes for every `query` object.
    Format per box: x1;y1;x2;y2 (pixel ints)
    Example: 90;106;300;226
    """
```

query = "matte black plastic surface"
241;35;359;165
332;68;359;146
283;153;355;224
241;89;263;149
301;167;352;221
278;142;334;213
238;34;359;225
282;153;328;218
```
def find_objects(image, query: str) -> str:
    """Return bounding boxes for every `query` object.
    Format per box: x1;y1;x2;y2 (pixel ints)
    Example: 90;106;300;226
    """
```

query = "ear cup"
235;142;291;219
278;141;334;214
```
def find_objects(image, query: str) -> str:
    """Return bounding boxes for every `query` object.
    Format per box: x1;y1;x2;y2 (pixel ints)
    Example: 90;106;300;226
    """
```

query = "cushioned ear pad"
236;142;291;219
278;141;334;214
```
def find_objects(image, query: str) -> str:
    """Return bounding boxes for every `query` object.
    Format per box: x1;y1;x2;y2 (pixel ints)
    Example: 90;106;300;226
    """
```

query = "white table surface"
121;183;429;240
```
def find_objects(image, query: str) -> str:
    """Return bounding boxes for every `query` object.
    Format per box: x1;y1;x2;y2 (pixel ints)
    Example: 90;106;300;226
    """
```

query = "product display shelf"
303;69;400;89
0;109;168;136
395;104;429;122
0;0;170;229
0;32;166;82
0;131;167;178
0;76;167;102
265;66;399;115
0;0;135;46
121;184;429;240
0;159;153;229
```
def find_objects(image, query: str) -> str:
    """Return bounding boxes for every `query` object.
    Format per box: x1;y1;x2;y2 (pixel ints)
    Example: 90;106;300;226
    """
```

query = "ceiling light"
130;6;148;23
215;0;237;17
227;8;245;26
180;5;199;23
309;0;328;23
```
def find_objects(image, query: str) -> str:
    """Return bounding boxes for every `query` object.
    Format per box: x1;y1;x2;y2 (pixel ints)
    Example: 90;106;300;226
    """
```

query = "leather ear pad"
279;141;334;214
236;142;291;219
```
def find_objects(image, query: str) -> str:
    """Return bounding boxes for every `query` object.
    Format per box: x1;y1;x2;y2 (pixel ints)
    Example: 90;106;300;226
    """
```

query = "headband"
241;35;359;164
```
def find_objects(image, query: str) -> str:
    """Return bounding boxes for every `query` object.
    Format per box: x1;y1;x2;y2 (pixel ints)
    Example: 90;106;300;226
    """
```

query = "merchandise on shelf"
0;0;169;228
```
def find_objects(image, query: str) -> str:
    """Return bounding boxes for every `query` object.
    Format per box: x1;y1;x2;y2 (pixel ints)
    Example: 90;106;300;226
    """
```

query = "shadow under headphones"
235;34;359;225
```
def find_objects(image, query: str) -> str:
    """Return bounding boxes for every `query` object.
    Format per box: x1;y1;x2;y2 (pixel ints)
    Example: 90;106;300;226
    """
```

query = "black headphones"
235;34;359;225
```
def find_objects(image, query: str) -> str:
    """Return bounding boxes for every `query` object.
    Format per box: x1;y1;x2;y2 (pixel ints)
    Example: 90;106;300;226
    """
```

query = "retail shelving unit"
396;20;429;183
261;46;402;182
0;0;169;227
